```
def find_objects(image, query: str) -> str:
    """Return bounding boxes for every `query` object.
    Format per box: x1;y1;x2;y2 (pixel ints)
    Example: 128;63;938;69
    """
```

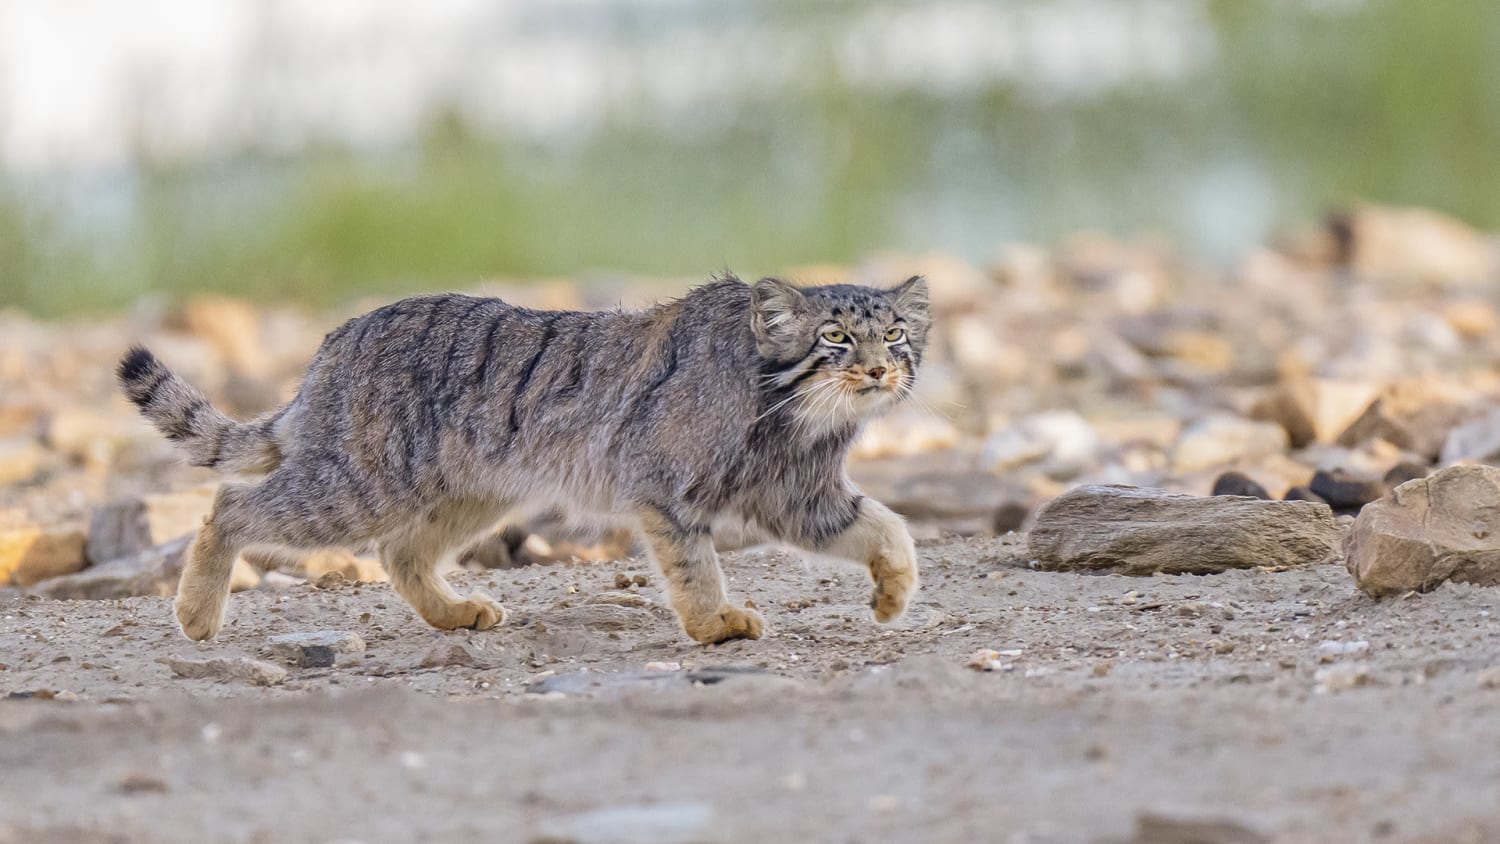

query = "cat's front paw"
456;593;506;631
176;591;226;641
684;604;765;644
870;565;918;624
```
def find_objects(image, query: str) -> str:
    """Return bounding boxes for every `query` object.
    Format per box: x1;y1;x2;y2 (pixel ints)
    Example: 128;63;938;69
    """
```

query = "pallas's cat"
119;275;929;644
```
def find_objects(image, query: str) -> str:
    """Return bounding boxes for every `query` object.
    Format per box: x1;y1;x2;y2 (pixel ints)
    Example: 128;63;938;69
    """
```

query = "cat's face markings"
752;276;930;432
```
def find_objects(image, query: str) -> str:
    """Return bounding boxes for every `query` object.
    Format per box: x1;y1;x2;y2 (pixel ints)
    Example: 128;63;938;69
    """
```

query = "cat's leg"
177;470;370;640
810;498;920;623
175;482;257;641
381;499;507;631
638;509;763;644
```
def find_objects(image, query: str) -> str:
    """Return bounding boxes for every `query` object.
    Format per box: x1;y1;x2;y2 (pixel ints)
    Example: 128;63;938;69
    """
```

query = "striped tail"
117;346;285;474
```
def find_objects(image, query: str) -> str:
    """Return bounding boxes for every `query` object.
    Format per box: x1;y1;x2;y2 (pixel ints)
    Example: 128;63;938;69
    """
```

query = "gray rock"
1338;379;1475;459
1439;406;1500;465
537;802;717;844
29;537;190;599
981;410;1099;480
1345;464;1500;596
86;489;216;565
27;536;258;599
1132;810;1270;844
1171;415;1288;474
1309;468;1387;513
267;631;365;668
1210;471;1269;500
417;641;483;669
1027;485;1338;575
162;656;287;687
527;666;769;696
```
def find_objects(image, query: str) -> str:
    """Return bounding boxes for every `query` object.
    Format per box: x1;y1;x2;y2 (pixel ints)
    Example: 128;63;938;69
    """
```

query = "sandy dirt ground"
4;533;1499;844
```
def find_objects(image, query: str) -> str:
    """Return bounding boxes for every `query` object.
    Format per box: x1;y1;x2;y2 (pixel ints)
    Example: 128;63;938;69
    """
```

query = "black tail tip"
118;345;159;387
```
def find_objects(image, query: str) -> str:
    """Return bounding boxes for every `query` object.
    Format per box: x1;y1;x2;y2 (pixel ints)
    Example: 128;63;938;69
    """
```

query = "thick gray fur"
120;274;930;643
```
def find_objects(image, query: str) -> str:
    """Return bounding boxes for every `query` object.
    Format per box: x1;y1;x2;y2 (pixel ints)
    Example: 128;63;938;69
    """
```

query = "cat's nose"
866;366;887;380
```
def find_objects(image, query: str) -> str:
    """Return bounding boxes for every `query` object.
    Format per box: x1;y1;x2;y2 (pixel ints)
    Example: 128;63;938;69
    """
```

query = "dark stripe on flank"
553;330;586;397
508;315;559;436
472;311;505;387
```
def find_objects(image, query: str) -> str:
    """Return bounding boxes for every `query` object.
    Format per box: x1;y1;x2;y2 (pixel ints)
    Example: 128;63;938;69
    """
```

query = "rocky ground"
4;204;1500;843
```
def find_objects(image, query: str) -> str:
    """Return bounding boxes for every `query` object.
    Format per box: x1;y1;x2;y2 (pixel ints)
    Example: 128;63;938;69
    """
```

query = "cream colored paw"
683;604;765;645
175;592;226;641
871;566;918;623
455;593;506;631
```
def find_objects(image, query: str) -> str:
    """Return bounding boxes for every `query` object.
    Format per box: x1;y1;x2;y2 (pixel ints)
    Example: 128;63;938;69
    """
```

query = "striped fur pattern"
120;274;930;643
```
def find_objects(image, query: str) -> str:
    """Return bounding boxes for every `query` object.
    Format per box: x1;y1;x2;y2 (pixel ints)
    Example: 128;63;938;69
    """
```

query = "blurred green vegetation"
1;0;1497;316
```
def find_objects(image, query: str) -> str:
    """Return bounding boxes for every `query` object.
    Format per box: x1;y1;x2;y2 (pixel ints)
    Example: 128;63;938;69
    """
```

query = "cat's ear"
891;275;929;315
891;275;931;345
750;277;808;354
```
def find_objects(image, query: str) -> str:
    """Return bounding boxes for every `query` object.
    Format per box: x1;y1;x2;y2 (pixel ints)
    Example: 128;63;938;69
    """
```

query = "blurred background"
3;0;1498;315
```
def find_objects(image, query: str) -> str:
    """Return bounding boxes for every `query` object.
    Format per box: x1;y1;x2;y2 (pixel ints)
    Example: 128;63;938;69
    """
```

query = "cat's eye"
884;327;907;343
820;329;850;345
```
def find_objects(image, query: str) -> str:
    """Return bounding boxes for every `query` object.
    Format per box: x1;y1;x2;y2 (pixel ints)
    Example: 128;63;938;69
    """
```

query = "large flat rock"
1027;485;1339;575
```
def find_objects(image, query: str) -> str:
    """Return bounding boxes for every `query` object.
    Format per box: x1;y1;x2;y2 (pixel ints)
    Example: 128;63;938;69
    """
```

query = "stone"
851;409;963;459
1328;205;1497;286
881;471;1024;522
163;656;287;687
1317;640;1369;660
948;314;1031;383
86;488;217;565
1249;377;1380;448
43;408;139;465
30;537;190;599
28;536;259;599
459;527;530;569
1210;471;1269;500
1131;811;1270;844
418;642;481;669
1383;461;1429;487
1283;486;1328;505
173;295;271;380
1171;415;1288;474
0;521;86;587
966;650;1006;672
982;411;1099;480
258;571;305;590
1439;406;1500;465
0;437;46;485
242;546;387;582
1027;485;1338;576
1443;299;1500;340
991;500;1033;534
537;802;717;844
1337;380;1475;459
1345;464;1500;596
1314;663;1371;694
0;400;44;438
267;631;365;668
1308;468;1387;513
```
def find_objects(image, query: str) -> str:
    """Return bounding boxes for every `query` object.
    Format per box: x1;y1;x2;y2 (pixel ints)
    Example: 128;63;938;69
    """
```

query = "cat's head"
751;275;930;430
